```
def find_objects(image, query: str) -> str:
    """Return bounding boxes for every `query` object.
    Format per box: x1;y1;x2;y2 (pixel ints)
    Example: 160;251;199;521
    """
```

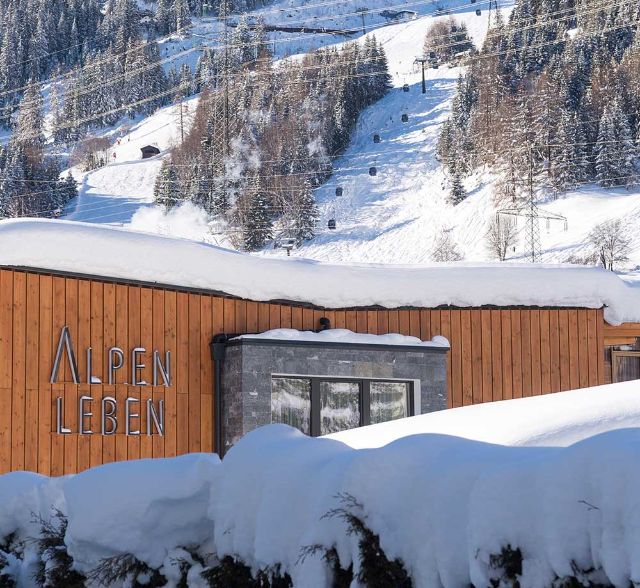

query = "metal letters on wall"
51;326;168;436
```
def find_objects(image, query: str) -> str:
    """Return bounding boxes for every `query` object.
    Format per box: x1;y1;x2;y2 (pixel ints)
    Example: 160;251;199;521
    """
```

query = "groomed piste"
1;380;640;587
0;219;639;324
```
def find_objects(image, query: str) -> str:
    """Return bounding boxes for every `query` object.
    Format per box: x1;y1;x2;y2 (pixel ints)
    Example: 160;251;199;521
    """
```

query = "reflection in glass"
370;381;408;424
320;381;360;435
271;377;311;434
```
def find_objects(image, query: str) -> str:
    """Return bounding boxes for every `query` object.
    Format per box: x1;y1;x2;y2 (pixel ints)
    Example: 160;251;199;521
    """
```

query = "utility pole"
206;0;231;215
221;0;229;161
526;146;537;262
179;98;185;143
497;147;567;263
414;57;428;94
356;7;367;34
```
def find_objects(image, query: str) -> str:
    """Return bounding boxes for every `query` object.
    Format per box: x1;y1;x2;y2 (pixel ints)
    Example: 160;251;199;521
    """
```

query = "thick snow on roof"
235;328;450;347
1;219;639;324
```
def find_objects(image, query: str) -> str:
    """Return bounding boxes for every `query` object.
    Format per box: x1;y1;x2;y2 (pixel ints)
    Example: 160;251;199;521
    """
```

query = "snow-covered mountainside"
61;5;508;237
59;0;640;270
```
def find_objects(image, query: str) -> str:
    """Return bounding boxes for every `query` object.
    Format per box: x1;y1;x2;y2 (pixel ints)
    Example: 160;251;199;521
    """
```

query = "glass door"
271;377;312;435
369;381;409;424
319;380;361;435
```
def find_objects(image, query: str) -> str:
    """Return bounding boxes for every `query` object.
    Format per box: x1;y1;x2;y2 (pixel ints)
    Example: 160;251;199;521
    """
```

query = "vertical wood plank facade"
0;267;607;474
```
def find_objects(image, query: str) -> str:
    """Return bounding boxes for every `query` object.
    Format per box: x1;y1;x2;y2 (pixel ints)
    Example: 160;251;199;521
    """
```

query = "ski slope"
59;0;640;271
283;5;640;266
64;97;198;225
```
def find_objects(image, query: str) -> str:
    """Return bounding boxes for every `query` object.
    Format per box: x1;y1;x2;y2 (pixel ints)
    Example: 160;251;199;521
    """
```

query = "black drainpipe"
318;317;331;331
210;333;232;458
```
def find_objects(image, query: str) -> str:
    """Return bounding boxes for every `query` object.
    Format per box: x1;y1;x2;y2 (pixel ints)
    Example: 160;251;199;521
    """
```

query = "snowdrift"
1;381;640;586
329;380;640;449
0;218;639;325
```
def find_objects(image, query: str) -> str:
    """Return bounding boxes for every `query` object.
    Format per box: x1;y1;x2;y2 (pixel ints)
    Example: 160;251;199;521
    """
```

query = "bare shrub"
431;229;464;262
70;136;112;171
587;219;631;271
486;217;518;261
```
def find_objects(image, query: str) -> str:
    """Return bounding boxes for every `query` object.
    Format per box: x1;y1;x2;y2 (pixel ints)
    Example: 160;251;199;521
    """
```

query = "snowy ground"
2;380;640;587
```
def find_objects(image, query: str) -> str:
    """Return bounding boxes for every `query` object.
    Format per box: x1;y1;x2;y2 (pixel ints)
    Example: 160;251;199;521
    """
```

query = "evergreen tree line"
0;0;272;220
0;0;231;131
0;0;102;125
156;0;268;36
155;36;391;251
0;82;77;218
437;0;640;205
23;14;271;145
0;5;271;219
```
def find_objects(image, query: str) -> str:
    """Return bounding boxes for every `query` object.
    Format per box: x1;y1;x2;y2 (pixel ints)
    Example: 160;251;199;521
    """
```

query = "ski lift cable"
10;10;634;114
6;0;627;107
10;0;627;109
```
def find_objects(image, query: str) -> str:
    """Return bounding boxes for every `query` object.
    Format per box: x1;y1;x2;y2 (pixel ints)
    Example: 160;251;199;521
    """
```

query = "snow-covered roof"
1;219;639;325
234;328;450;348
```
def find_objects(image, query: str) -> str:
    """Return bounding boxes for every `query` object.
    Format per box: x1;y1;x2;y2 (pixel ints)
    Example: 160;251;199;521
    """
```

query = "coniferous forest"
155;35;391;250
438;0;640;205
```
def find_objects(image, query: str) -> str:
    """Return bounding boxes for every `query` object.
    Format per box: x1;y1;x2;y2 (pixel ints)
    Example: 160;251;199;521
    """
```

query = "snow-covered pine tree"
110;0;140;55
49;79;66;146
0;146;28;217
287;181;319;244
174;0;191;33
142;41;168;115
178;63;194;99
154;160;181;209
195;48;218;91
56;173;78;212
155;0;175;35
239;175;272;251
14;82;45;150
449;165;467;205
553;109;588;192
595;97;637;187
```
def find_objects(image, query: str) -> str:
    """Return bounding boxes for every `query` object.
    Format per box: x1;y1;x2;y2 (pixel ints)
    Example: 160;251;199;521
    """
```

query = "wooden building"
0;220;635;475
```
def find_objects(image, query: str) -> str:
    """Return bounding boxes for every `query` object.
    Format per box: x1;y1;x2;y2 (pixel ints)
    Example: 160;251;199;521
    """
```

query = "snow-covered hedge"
1;384;640;587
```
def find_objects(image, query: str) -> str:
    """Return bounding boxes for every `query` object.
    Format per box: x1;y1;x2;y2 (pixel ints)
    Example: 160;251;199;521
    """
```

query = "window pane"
271;378;311;435
320;381;360;435
370;381;409;424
